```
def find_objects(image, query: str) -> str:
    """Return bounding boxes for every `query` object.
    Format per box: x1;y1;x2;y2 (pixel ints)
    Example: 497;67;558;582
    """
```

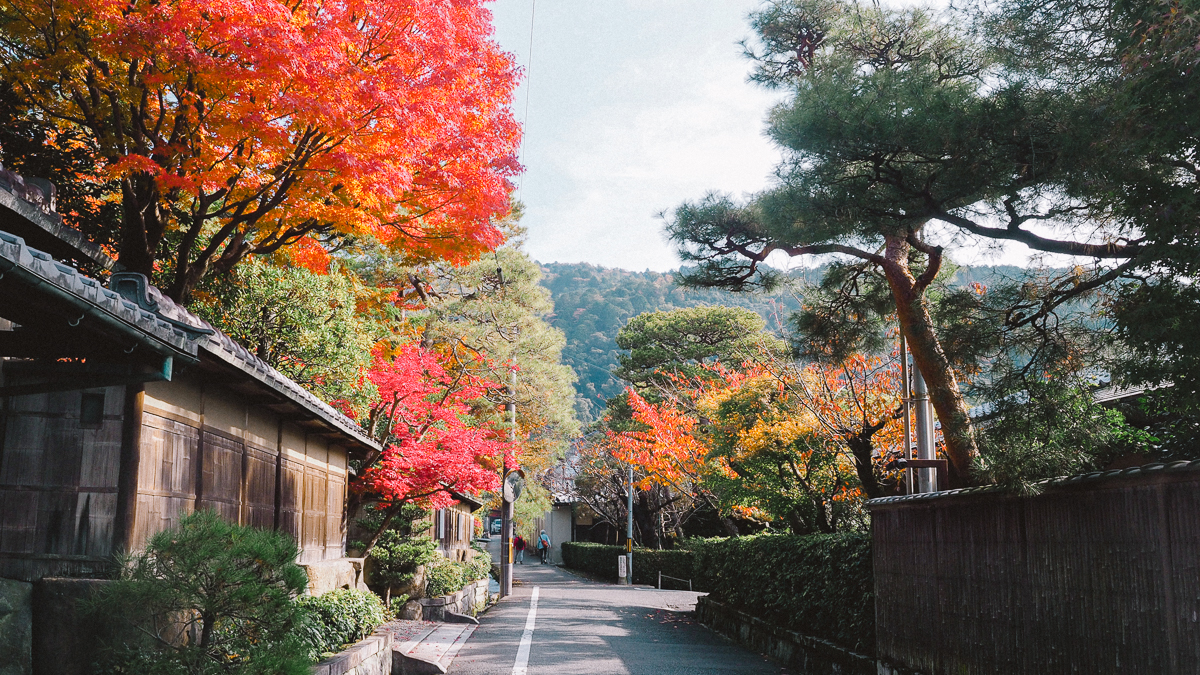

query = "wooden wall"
870;465;1200;675
0;371;354;583
431;504;477;561
0;386;126;581
138;377;348;563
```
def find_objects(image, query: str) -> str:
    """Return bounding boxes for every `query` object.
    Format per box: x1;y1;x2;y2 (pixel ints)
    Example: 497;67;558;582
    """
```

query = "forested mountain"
538;261;1042;425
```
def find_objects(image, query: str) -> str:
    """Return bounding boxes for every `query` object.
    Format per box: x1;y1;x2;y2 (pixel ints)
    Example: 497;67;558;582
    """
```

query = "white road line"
511;586;541;675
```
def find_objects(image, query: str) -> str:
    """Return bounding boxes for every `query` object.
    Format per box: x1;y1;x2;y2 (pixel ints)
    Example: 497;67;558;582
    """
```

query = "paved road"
449;546;783;675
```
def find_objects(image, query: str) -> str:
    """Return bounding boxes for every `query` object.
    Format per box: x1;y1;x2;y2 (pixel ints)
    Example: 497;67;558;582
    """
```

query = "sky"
490;0;780;272
489;0;1071;273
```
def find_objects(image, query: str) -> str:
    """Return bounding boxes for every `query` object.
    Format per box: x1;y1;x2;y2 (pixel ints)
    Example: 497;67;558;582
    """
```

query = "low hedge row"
296;588;389;660
559;542;694;587
561;533;874;654
691;533;874;654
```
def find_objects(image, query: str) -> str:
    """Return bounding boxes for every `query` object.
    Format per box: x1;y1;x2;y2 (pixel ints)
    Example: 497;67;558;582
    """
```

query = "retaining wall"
310;623;393;675
695;596;918;675
417;579;488;621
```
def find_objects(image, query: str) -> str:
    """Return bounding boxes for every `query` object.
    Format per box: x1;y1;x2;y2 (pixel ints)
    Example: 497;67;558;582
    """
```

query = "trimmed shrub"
691;533;874;653
561;541;623;579
560;542;695;586
633;549;696;587
296;588;388;659
424;549;490;598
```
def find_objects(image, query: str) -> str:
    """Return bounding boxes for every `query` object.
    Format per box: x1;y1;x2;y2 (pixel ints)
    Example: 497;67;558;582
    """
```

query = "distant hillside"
538;261;1046;425
538;262;811;424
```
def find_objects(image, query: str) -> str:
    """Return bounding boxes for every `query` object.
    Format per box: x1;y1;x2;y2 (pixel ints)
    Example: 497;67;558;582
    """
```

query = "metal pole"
900;336;913;495
911;358;936;492
625;464;634;586
500;372;516;597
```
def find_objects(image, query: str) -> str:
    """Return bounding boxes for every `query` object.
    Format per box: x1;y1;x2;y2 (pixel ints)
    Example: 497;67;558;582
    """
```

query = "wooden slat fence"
869;463;1200;675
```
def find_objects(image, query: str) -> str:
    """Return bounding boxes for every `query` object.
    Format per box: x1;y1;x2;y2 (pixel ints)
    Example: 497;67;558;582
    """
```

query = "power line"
516;0;537;200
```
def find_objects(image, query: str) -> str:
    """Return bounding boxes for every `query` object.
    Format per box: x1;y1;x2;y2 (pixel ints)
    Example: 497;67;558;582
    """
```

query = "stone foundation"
0;578;32;675
301;558;369;596
31;578;111;675
416;579;489;621
311;623;393;675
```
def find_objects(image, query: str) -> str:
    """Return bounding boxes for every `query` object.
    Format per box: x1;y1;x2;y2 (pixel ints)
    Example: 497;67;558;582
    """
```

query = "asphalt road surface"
448;544;784;675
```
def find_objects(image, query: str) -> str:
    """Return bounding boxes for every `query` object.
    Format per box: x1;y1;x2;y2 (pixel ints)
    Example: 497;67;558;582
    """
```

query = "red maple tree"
2;0;522;301
349;344;512;552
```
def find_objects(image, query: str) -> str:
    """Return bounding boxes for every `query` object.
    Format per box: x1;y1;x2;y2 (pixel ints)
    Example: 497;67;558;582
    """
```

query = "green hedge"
560;542;694;586
424;546;491;598
561;534;874;654
691;533;874;653
296;588;389;659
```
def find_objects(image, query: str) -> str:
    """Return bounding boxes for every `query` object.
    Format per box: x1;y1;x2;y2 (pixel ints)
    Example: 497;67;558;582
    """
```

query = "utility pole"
500;371;516;597
624;464;634;585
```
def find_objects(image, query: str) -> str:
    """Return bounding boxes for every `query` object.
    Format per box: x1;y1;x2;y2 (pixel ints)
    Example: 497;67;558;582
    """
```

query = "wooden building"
429;492;484;562
0;189;381;583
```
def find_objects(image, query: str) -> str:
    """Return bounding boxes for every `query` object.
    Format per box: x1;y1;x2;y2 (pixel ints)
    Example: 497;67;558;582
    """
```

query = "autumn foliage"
0;0;521;300
607;352;904;534
353;344;510;516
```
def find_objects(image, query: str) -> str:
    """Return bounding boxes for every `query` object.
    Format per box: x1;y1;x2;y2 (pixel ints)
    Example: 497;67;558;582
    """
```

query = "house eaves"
0;186;117;272
0;230;197;362
0;228;380;456
115;272;381;456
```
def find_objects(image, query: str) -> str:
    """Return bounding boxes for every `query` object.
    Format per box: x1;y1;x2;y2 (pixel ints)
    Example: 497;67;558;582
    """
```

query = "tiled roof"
866;459;1200;507
198;320;380;451
0;230;196;355
0;229;379;453
0;181;118;271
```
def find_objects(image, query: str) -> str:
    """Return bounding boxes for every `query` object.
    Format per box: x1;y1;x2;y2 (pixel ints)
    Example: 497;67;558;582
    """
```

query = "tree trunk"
879;234;978;485
846;434;883;498
632;491;662;550
361;503;403;557
117;173;163;277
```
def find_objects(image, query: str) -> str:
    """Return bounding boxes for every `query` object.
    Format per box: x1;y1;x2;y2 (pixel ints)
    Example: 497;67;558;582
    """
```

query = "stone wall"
31;578;110;675
301;558;369;596
417;579;489;621
310;624;393;675
0;578;31;675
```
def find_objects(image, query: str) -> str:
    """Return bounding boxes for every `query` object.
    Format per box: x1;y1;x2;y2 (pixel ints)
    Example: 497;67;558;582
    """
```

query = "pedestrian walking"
537;530;552;564
514;534;526;564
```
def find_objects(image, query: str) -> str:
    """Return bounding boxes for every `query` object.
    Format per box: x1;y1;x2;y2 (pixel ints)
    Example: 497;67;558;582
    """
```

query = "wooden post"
113;384;144;553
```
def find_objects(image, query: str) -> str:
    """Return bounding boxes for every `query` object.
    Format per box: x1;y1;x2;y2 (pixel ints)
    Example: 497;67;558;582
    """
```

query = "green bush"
465;545;492;581
424;551;490;598
691;533;874;653
296;589;388;659
91;510;311;675
562;535;874;653
370;529;438;589
560;542;695;586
